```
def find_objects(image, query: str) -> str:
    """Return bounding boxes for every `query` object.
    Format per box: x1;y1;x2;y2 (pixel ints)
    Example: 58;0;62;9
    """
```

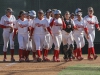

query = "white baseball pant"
34;34;45;50
32;35;36;52
53;33;62;50
18;34;28;50
43;33;52;50
85;29;95;48
3;32;14;52
74;34;85;48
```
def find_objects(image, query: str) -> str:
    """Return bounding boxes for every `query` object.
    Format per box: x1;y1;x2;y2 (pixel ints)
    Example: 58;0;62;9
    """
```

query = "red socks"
19;49;23;59
77;48;82;58
10;49;14;58
54;50;59;58
3;52;7;59
37;50;41;57
88;47;95;57
73;49;77;57
43;49;49;57
33;52;36;58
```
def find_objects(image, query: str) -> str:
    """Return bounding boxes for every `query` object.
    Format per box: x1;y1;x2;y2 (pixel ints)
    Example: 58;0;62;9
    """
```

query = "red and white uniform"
27;19;33;50
84;15;99;48
84;15;99;58
74;18;85;48
44;16;53;49
31;18;51;58
14;18;29;50
50;18;66;61
0;15;16;52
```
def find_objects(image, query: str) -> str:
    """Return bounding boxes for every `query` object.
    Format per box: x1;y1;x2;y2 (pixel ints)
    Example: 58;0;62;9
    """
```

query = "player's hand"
29;36;32;41
86;34;89;39
62;16;64;21
97;27;100;31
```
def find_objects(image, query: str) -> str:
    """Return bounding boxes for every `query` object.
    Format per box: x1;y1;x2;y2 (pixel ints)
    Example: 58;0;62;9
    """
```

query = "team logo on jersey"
87;21;95;24
54;22;62;26
35;23;45;27
4;21;13;25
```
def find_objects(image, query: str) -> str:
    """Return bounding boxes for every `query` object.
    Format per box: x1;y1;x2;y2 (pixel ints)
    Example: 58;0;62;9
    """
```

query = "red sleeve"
73;26;77;29
62;21;66;29
13;28;17;38
95;24;99;28
47;27;52;34
0;25;7;28
30;27;34;36
50;19;55;27
84;28;88;34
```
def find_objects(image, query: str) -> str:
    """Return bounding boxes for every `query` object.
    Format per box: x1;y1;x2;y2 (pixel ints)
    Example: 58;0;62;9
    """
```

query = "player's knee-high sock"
73;49;77;57
32;52;36;58
37;50;41;58
78;48;82;57
88;48;91;58
76;48;79;58
91;47;95;56
54;50;57;57
3;52;7;59
43;49;48;57
19;49;22;59
10;49;14;58
56;50;60;59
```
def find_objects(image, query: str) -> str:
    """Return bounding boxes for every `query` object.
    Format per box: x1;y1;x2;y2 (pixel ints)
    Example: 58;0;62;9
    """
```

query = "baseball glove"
9;27;13;33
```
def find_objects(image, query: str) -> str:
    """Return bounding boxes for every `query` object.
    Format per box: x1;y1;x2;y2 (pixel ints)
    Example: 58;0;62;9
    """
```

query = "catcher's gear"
9;27;13;33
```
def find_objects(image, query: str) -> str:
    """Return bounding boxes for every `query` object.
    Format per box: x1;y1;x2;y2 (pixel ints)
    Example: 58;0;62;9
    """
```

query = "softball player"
0;8;16;62
62;11;75;61
84;7;100;60
28;10;37;61
42;9;53;61
50;10;66;62
74;11;89;60
30;9;52;62
27;10;36;59
13;10;29;62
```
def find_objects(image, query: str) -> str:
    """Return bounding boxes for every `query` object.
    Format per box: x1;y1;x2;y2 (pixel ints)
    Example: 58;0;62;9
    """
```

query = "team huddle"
0;7;99;62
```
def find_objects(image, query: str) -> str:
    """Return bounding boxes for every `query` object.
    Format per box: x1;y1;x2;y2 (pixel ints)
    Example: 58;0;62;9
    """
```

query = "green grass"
58;64;100;75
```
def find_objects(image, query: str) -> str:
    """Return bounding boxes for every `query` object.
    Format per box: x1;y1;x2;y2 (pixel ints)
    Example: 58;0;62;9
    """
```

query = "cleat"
77;57;84;61
88;57;93;60
11;58;15;62
64;59;68;62
19;58;25;62
94;55;98;60
72;56;75;59
56;58;60;62
37;57;42;62
25;58;30;62
69;58;72;61
3;58;7;62
43;57;50;62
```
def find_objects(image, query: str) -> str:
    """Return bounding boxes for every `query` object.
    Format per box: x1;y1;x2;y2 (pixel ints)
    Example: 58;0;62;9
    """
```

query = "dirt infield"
0;55;100;75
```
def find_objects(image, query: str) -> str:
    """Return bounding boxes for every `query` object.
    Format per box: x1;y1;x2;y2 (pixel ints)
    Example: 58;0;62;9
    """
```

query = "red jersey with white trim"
51;18;63;34
32;18;49;35
14;18;29;34
84;15;99;30
74;18;85;34
0;15;16;32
